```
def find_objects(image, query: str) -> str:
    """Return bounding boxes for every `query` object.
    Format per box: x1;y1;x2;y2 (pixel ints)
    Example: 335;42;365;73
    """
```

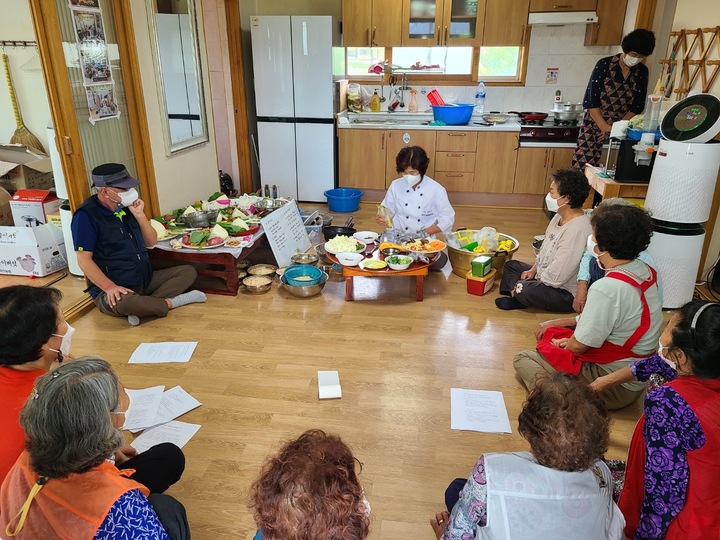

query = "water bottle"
474;81;486;114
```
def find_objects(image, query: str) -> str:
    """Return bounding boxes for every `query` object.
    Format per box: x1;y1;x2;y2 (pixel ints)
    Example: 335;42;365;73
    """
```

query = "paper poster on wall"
85;83;120;123
72;10;111;84
70;0;99;8
546;67;558;85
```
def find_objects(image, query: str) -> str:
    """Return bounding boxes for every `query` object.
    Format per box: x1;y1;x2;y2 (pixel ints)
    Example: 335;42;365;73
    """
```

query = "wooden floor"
3;203;647;539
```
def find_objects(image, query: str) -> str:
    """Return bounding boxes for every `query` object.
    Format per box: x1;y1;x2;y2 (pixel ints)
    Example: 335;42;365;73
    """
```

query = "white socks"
128;315;140;326
169;290;207;309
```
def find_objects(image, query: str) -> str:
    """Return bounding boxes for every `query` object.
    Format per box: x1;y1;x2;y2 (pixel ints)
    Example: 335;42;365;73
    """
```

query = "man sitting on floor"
71;163;206;326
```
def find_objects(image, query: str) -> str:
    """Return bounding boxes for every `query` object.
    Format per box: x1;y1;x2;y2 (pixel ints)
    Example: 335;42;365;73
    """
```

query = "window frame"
345;33;530;87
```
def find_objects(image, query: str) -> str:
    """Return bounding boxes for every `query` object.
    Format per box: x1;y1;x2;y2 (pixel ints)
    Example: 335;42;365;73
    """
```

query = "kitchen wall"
0;0;51;152
129;0;219;212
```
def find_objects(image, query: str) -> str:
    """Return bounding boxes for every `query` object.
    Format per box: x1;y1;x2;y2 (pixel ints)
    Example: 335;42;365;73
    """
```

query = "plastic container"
466;268;496;296
471;255;493;277
370;90;381;112
446;231;519;278
324;188;363;213
283;264;323;287
474;81;486;114
431;104;474;126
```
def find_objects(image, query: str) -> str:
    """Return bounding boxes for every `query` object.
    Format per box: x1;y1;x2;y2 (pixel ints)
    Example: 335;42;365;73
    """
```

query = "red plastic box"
466;268;496;296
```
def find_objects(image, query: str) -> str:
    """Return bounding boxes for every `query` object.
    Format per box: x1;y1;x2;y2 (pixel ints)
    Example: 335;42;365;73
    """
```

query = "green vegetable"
189;230;210;246
207;192;223;202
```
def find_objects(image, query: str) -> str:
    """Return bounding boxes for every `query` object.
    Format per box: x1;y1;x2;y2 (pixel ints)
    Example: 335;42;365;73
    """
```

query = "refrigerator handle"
302;21;308;55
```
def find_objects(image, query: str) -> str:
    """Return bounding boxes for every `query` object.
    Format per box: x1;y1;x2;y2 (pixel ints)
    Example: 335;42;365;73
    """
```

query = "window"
345;46;524;83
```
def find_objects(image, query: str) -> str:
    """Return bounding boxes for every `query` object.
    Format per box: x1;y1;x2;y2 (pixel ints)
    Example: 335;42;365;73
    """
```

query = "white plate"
324;239;366;256
179;237;228;250
359;259;388;271
157;231;183;241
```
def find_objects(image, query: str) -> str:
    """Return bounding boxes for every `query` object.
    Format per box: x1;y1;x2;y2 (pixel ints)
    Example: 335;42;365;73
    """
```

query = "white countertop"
337;111;521;132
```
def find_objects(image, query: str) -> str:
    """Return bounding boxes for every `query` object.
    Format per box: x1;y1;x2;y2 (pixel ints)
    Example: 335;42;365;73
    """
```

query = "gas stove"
519;124;580;142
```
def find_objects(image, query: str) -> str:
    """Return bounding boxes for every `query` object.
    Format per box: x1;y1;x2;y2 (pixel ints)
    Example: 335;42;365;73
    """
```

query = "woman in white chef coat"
375;146;455;269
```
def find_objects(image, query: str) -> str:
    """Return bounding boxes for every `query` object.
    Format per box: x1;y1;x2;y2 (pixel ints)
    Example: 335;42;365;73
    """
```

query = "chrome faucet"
401;72;410;90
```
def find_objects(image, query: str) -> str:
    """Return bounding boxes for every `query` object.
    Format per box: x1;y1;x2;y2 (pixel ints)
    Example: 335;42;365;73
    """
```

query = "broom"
2;53;45;154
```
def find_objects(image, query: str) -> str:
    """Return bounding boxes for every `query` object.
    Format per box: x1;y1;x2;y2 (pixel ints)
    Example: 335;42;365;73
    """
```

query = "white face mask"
587;235;601;259
50;323;75;362
545;192;567;213
623;54;641;67
111;393;135;431
118;188;139;207
404;173;421;186
658;339;677;370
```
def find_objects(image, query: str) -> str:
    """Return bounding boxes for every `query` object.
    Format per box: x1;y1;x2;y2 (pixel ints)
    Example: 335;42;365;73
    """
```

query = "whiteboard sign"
260;200;311;267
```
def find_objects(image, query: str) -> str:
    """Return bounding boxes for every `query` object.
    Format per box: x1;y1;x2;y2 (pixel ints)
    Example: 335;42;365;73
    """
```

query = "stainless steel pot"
552;102;583;121
553;110;584;121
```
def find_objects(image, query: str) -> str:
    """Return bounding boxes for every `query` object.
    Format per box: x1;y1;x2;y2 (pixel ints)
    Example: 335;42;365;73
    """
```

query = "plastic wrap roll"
59;203;83;277
47;122;68;200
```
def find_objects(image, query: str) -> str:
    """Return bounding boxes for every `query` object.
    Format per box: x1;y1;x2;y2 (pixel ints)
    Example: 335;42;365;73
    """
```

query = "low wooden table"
149;235;266;296
584;165;649;204
328;250;431;302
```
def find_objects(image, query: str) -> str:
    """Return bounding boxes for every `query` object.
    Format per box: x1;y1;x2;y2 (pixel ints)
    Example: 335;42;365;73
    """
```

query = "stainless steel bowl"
381;247;409;257
281;272;328;298
177;209;220;228
255;199;286;211
314;243;333;265
243;275;273;294
481;113;510;124
291;252;319;266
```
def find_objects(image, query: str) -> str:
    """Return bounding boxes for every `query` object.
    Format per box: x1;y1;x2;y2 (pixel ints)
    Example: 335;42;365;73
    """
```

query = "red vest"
619;377;720;539
0;451;149;539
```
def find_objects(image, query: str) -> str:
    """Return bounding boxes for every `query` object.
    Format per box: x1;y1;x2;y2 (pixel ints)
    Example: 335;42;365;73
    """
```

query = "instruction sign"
260;200;311;267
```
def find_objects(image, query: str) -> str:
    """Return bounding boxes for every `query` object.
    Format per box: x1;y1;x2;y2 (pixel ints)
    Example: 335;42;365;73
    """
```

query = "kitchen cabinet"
482;0;529;47
338;129;387;190
513;146;575;194
435;131;477;192
584;0;627;46
474;132;518;192
342;0;403;47
401;0;487;47
385;130;436;186
529;0;596;11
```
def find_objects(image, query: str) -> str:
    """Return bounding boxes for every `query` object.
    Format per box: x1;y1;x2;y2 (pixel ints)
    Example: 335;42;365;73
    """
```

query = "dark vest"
77;197;152;297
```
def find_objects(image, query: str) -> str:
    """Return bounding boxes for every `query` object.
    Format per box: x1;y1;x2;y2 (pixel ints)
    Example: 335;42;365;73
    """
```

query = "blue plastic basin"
283;264;323;287
431;104;474;126
324;188;363;213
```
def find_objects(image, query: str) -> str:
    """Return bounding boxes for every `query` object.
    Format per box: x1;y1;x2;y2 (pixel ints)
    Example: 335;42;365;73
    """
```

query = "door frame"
27;0;160;217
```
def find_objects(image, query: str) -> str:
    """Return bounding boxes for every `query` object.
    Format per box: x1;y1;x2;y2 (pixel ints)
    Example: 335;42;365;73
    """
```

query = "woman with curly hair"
614;301;720;539
430;374;624;539
514;203;662;409
496;168;591;312
251;429;370;540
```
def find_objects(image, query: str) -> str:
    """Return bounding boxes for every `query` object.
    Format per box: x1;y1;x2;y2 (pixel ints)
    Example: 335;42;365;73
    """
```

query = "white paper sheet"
123;386;165;432
318;370;342;399
131;420;201;454
450;388;512;433
130;386;202;432
128;342;198;364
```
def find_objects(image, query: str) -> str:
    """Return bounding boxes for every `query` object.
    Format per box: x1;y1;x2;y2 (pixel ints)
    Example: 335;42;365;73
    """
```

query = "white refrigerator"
251;16;340;202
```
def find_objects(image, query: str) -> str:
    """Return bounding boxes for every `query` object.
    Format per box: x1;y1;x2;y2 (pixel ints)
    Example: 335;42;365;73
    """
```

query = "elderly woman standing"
0;358;189;539
430;374;624;539
617;301;720;539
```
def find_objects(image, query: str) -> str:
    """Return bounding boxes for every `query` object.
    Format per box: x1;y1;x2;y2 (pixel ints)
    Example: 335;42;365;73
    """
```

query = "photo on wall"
85;83;120;123
72;10;105;43
71;9;112;84
69;0;100;8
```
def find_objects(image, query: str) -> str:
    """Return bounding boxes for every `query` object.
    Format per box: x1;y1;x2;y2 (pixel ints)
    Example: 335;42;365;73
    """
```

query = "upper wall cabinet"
401;0;487;46
529;0;596;11
482;0;529;47
584;0;627;46
342;0;403;47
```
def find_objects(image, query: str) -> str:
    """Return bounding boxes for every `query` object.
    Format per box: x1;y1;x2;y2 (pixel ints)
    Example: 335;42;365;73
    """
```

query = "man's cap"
91;163;140;190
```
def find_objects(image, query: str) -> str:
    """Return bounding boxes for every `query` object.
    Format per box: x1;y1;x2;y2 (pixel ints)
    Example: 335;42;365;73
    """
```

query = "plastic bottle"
370;89;381;112
408;89;418;112
474;81;486;114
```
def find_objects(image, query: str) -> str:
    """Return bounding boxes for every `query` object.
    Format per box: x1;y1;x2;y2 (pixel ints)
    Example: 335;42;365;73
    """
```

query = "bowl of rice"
243;275;273;294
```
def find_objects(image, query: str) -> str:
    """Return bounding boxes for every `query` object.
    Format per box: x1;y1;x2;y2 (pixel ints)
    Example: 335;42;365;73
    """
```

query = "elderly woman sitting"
251;429;370;540
430;374;624;540
0;357;189;539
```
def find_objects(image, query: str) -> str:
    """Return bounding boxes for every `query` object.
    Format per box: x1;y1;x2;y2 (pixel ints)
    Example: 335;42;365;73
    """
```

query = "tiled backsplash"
355;25;620;114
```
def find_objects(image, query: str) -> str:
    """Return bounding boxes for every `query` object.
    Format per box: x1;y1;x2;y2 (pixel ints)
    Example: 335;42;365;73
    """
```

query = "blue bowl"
283;264;323;287
431;104;474;125
324;188;363;213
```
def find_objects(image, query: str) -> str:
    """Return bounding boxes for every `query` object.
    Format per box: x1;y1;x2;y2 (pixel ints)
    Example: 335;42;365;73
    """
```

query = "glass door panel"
405;0;440;44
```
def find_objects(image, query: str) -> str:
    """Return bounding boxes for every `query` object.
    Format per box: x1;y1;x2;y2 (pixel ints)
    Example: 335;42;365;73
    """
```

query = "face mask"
362;493;371;517
111;393;135;431
50;323;75;362
404;174;421;186
118;188;139;207
587;235;601;259
623;54;641;67
545;192;567;212
658;339;677;370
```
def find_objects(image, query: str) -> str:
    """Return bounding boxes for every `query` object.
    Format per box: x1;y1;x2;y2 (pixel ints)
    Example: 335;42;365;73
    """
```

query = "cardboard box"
46;212;62;229
0;187;12;226
0;144;53;194
10;190;62;226
0;224;67;277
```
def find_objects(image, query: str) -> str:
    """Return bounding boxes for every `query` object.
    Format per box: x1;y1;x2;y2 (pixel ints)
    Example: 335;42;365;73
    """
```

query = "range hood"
528;11;598;25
